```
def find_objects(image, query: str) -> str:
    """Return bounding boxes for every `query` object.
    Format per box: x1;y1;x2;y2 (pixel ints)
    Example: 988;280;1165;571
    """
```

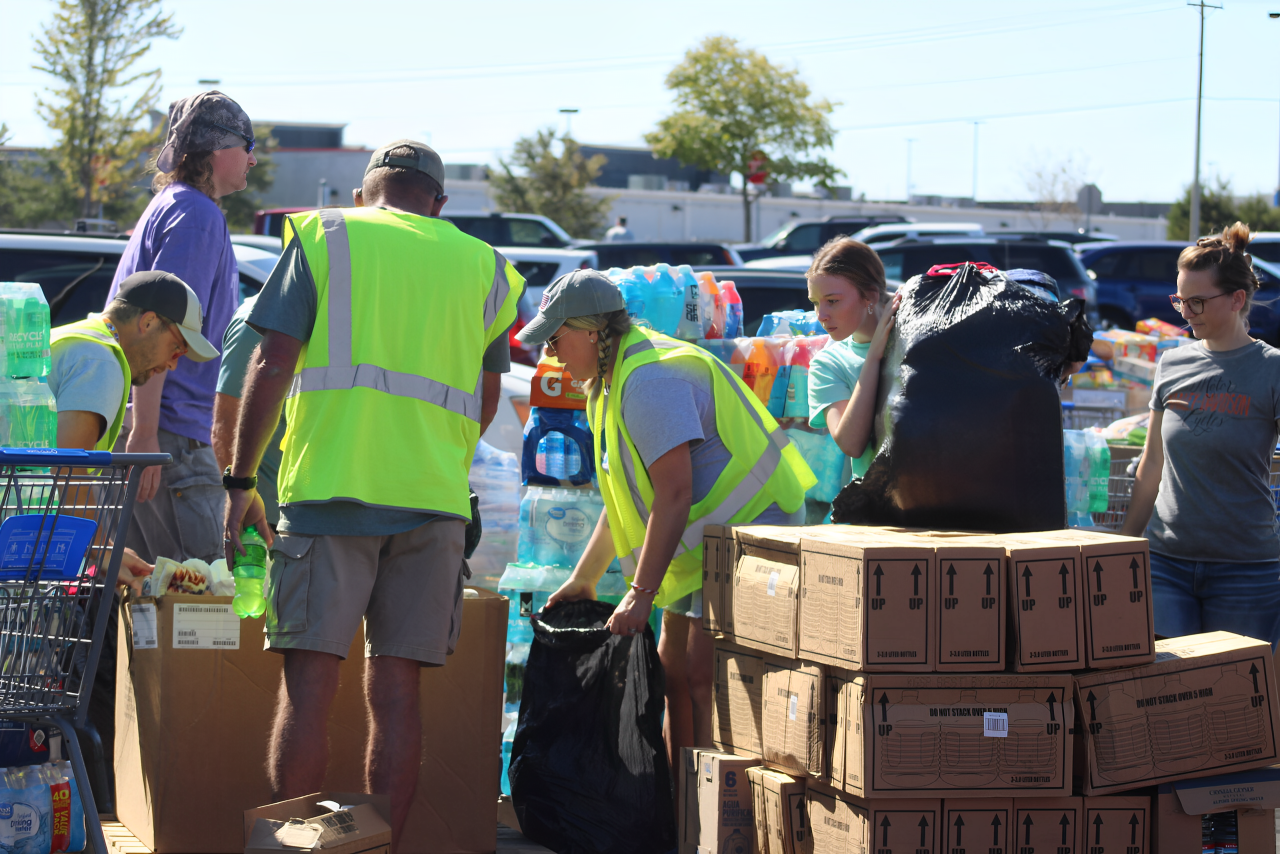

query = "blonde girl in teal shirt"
806;238;901;478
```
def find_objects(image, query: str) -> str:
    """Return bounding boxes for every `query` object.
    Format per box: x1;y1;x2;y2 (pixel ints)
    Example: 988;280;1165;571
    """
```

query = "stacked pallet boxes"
683;525;1280;854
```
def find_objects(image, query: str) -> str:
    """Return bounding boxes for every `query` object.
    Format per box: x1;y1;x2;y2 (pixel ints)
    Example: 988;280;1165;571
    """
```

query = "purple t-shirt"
108;182;238;443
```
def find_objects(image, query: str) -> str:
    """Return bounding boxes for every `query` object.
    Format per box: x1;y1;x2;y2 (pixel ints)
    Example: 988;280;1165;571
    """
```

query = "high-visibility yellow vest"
589;325;816;607
277;207;522;519
50;317;131;451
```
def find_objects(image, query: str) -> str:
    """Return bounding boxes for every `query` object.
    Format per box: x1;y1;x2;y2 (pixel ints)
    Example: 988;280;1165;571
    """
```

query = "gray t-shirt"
618;357;790;524
248;230;514;536
1147;340;1280;562
217;295;286;526
49;337;126;442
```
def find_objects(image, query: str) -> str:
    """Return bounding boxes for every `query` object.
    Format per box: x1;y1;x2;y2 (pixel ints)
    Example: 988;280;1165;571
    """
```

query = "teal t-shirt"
807;337;876;478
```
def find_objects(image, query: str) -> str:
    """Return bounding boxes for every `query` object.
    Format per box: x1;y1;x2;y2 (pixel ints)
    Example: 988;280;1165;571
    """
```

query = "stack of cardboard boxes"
682;525;1280;854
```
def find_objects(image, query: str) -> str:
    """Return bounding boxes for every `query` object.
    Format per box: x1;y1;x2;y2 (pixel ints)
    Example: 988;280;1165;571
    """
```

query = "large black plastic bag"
510;599;675;854
831;262;1093;531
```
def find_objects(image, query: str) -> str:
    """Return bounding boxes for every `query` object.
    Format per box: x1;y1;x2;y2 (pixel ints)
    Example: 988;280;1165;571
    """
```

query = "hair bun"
1222;221;1252;255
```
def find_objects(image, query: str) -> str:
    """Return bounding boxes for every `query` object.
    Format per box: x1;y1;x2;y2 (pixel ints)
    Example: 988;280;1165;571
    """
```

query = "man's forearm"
212;393;240;472
232;348;293;478
131;371;167;435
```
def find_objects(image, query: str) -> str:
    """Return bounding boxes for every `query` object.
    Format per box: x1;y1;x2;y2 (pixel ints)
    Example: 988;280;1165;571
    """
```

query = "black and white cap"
114;271;220;362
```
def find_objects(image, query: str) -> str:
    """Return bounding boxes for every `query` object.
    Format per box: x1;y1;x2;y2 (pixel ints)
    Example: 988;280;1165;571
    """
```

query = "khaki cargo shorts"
263;517;469;665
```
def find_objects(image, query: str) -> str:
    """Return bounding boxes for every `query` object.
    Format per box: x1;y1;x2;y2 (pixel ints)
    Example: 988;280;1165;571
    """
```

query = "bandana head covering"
155;90;253;173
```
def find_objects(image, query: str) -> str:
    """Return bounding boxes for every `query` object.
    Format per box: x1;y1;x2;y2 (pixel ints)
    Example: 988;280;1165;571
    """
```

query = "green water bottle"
233;525;268;618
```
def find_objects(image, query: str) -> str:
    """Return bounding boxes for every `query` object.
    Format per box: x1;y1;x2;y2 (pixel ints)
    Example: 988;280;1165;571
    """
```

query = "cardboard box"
244;794;391;854
827;671;1074;798
1028;530;1154;669
697;751;758;854
714;642;770;758
1073;632;1280;795
799;534;935;671
762;659;826;779
116;589;507;853
1155;770;1280;854
1082;797;1150;854
933;540;1006;672
1013;797;1084;854
704;525;727;636
733;527;806;657
748;766;806;854
806;787;942;854
999;536;1087;672
941;798;1013;854
681;747;704;854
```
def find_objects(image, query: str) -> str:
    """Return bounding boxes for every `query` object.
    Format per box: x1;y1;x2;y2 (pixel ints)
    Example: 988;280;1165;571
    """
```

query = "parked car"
734;215;911;262
444;212;573;248
992;231;1119;245
502;246;598;365
229;233;284;255
252;207;310;237
0;231;273;325
851;222;984;244
577;241;743;269
1248;232;1280;264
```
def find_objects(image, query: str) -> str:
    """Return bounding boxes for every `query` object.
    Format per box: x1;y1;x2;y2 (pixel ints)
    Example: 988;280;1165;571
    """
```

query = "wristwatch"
223;466;258;491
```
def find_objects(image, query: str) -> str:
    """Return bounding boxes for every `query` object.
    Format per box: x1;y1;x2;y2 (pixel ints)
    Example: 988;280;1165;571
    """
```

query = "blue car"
1079;241;1280;344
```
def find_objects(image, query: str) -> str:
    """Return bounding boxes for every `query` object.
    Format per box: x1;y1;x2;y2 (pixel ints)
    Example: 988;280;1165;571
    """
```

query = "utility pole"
906;138;917;203
1272;13;1280;206
1189;1;1221;239
559;107;579;139
972;122;983;202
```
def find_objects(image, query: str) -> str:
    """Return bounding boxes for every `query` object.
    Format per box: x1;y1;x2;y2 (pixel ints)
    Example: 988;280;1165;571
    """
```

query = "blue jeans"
1150;552;1280;650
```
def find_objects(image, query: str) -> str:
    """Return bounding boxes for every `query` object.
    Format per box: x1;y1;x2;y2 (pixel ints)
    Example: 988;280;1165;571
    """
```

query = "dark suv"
736;215;910;262
1079;240;1280;342
870;237;1097;320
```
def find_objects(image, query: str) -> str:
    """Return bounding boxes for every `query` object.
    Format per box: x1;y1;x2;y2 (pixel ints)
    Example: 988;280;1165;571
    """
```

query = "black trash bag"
831;262;1093;532
510;599;675;854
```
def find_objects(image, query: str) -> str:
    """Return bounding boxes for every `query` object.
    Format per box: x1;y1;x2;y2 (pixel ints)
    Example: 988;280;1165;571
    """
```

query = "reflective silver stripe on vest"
616;333;795;559
486;250;512;333
319;209;353;368
292;209;487;422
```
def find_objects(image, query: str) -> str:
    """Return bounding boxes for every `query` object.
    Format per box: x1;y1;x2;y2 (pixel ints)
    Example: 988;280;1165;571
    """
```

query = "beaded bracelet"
630;581;658;597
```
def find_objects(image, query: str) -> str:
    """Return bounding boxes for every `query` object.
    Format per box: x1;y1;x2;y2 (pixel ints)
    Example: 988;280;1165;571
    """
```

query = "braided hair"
563;309;633;385
1178;221;1260;321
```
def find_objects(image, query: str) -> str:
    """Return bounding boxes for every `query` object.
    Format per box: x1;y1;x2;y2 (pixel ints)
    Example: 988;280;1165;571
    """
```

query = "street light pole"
906;138;917;202
1272;13;1280;206
1188;1;1220;239
558;107;579;139
972;122;983;202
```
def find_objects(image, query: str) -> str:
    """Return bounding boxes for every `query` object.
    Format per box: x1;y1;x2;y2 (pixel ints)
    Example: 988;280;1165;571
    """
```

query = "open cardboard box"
244;793;390;854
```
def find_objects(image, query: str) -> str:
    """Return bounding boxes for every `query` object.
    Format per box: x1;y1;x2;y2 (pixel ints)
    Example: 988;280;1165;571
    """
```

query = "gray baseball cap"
365;139;445;186
516;269;626;345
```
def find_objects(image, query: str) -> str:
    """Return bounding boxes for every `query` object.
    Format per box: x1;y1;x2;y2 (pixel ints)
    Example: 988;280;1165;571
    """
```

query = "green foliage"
1163;177;1278;240
32;0;180;225
490;128;615;240
0;124;74;228
221;123;278;233
645;36;841;241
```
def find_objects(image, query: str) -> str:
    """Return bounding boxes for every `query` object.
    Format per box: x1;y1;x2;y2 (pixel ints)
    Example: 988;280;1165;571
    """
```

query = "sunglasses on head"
208;121;255;153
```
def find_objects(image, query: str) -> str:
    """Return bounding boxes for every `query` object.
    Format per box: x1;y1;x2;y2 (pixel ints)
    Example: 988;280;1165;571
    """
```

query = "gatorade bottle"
232;525;268;618
673;265;702;341
618;267;647;321
743;339;777;406
719;281;743;339
649;264;683;336
767;339;793;418
695;271;724;339
782;338;815;418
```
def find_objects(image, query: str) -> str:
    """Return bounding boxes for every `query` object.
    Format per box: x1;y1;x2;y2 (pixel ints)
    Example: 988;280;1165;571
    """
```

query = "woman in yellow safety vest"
528;270;815;777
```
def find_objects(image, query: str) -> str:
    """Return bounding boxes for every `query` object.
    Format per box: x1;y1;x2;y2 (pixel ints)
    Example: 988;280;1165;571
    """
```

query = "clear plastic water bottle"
545;431;565;480
565;431;581;477
517;488;540;564
500;718;517;796
0;283;50;378
232;525;268;618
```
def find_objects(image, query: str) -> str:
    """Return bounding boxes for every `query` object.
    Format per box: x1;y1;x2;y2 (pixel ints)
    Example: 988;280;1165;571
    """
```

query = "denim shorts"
1149;551;1280;650
664;589;703;620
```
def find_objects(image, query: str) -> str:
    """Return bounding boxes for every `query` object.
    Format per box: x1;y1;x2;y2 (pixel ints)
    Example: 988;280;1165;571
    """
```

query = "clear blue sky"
2;0;1280;204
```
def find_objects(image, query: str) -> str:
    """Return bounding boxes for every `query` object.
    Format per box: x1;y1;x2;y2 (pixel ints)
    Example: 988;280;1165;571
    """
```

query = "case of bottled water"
521;408;594;488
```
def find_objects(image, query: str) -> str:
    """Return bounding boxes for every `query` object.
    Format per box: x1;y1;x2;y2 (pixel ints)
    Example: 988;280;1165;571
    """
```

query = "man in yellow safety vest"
222;140;522;846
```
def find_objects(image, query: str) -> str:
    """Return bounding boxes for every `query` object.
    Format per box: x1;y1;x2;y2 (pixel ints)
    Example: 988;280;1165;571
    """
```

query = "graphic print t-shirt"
1148;340;1280;561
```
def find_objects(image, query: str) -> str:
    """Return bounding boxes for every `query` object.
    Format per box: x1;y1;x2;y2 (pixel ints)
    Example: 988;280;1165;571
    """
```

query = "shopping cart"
1093;455;1280;530
0;449;168;854
1061;401;1126;431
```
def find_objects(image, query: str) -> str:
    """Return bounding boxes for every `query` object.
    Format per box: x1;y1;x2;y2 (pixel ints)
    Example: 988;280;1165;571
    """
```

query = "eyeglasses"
545;331;569;353
1169;292;1231;315
208;121;255;153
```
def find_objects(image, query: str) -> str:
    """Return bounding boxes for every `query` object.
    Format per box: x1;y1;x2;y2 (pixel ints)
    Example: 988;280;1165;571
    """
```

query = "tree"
1166;177;1242;240
32;0;180;225
1023;153;1089;231
0;124;74;228
646;36;840;242
490;128;614;239
1233;194;1280;234
221;124;278;233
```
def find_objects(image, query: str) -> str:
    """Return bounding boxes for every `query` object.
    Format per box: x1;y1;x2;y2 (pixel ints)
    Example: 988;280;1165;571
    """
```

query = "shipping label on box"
799;535;934;672
830;672;1074;798
1013;797;1083;854
763;659;826;779
942;798;1012;854
1082;797;1149;854
1073;631;1280;795
735;555;801;657
935;543;1006;672
1000;537;1085;672
714;643;768;758
698;753;758;854
171;601;240;650
704;526;725;635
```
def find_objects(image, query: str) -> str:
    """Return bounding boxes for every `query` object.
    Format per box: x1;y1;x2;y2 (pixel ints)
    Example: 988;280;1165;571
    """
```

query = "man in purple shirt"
107;90;256;563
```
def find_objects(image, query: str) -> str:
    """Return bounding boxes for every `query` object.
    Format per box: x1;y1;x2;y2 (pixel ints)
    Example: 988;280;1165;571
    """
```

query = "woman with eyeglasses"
1122;222;1280;649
